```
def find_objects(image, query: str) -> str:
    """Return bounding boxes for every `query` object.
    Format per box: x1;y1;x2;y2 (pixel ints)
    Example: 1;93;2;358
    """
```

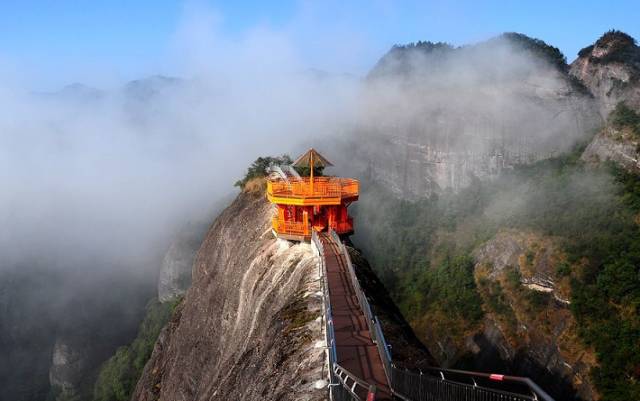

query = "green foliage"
393;41;454;53
482;279;516;322
609;102;640;138
556;261;571;277
592;30;640;64
234;154;292;188
355;147;640;400
501;32;568;71
524;290;551;311
293;165;324;177
578;45;595;58
93;298;180;401
505;267;522;287
410;255;484;323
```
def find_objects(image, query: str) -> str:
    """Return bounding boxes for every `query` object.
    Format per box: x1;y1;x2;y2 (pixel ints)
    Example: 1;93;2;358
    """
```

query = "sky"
0;0;639;89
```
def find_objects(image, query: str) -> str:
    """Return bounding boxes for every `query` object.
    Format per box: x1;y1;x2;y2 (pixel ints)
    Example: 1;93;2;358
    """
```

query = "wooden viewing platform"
267;177;359;206
267;148;359;241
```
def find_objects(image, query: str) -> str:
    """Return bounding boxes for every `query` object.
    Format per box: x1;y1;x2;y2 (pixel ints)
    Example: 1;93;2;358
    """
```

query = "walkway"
319;232;392;400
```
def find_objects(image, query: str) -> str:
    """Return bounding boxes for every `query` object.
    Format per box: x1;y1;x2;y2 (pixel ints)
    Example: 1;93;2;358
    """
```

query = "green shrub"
355;147;640;400
609;102;640;138
592;30;640;64
234;155;292;189
93;298;180;401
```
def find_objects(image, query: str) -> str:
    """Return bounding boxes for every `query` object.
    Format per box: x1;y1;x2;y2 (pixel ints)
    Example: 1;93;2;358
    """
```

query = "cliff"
157;223;208;303
132;181;437;401
132;189;326;401
337;33;601;200
471;230;596;401
570;30;640;117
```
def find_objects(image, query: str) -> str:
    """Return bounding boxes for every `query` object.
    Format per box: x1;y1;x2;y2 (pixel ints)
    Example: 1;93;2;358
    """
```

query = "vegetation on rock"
609;101;640;138
500;32;568;71
579;30;640;64
93;298;181;401
354;145;640;400
234;155;292;189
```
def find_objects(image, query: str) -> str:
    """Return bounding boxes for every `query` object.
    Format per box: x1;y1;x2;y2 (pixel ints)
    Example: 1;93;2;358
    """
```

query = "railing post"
366;385;376;401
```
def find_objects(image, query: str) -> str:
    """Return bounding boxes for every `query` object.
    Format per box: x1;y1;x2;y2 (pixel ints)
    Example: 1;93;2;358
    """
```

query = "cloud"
0;3;360;274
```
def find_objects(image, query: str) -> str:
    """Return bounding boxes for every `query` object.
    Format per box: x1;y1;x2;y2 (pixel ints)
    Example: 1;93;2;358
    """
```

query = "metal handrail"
413;366;555;401
333;363;377;401
330;230;388;382
312;231;337;386
322;230;556;401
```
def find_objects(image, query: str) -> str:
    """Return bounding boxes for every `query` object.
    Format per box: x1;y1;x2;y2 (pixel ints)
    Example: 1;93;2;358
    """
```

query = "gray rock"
49;338;88;400
158;225;207;303
581;126;640;171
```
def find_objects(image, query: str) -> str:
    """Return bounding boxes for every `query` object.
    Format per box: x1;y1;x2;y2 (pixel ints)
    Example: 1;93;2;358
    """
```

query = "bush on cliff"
93;298;180;401
234;155;292;189
355;149;640;400
609;102;640;138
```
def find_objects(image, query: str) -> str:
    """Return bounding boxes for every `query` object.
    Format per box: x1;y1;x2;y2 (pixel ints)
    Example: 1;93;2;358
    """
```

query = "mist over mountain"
1;15;640;401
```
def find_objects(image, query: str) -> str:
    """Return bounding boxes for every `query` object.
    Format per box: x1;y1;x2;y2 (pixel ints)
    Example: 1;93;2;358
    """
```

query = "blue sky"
1;0;638;89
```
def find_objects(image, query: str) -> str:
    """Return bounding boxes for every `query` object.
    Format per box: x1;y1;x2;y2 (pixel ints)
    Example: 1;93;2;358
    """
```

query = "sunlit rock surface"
133;190;327;401
570;31;640;117
471;230;596;401
158;224;208;303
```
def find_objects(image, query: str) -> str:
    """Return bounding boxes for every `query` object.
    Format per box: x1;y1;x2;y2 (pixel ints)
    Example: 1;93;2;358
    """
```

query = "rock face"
133;186;438;401
571;31;640;172
336;34;601;200
470;230;596;401
581;123;640;171
132;190;327;401
49;338;89;399
570;31;640;117
157;223;208;303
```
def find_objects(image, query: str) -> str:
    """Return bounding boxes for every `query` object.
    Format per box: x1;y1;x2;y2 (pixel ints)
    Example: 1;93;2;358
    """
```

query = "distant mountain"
123;75;184;102
571;31;640;172
36;83;104;104
342;32;601;199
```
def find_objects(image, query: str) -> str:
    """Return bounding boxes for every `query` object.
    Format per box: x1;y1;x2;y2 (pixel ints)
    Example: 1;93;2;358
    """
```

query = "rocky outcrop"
581;123;640;171
471;230;596;401
570;31;640;117
132;185;439;401
49;338;89;400
158;223;208;303
132;190;327;401
337;34;601;199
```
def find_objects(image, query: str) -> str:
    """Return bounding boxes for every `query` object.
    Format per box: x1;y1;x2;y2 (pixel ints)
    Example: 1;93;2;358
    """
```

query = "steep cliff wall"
132;189;327;401
335;34;601;200
471;231;596;401
581;123;640;171
571;31;640;173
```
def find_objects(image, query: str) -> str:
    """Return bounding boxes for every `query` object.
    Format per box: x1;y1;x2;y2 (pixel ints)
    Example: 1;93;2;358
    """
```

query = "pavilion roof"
292;148;334;168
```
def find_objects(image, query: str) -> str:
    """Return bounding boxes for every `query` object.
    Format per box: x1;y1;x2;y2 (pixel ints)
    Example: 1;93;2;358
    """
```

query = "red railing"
267;177;359;200
271;218;310;236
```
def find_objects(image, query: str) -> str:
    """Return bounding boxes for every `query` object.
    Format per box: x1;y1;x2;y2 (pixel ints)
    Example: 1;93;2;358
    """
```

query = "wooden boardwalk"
319;233;392;400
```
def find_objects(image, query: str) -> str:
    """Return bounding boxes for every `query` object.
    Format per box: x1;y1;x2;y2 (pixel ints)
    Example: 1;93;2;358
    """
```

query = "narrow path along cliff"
132;184;433;401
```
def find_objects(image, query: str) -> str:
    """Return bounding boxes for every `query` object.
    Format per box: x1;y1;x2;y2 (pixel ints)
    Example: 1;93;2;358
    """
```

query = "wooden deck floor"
319;233;392;400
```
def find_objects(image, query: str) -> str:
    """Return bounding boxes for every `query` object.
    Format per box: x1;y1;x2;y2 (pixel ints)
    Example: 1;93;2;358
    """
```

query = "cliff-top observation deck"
266;149;359;241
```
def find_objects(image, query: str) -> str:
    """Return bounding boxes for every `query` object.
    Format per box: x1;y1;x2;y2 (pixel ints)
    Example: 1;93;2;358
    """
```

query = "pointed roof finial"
292;148;334;168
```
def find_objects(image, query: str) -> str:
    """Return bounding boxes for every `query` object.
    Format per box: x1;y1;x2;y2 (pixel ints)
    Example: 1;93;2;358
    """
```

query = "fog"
359;36;599;156
0;7;359;275
0;5;609;400
0;6;365;399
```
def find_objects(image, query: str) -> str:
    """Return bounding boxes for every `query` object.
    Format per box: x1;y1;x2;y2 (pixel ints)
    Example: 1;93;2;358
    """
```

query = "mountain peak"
577;30;640;65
